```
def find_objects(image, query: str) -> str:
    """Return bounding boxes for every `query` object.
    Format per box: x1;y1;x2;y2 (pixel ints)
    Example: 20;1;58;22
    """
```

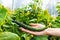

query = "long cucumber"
12;20;47;31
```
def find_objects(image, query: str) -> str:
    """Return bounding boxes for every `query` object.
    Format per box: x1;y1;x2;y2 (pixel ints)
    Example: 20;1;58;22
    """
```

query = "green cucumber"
12;20;47;31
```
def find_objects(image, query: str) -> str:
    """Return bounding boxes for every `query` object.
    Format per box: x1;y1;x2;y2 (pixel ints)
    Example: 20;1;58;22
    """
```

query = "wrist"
44;28;52;35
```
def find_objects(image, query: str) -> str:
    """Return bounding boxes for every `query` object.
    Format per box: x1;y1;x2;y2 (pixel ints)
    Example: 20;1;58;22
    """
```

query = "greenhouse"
0;0;60;40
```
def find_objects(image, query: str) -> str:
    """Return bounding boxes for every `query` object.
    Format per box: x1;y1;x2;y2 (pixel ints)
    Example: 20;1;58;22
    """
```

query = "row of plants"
0;0;60;40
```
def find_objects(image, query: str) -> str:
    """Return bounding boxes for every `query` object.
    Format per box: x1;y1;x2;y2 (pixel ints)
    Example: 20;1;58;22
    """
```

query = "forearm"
46;28;60;36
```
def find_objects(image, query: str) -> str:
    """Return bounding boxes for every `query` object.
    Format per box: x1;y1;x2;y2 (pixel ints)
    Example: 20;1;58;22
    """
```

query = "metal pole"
12;0;14;11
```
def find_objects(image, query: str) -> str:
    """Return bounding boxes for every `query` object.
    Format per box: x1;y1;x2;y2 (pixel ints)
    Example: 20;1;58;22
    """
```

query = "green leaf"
56;2;60;13
34;0;38;2
0;32;20;40
0;4;7;26
32;36;48;40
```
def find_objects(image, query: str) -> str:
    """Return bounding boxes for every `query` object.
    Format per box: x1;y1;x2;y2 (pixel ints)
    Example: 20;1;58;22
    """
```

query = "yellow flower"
33;4;37;10
26;11;30;16
7;9;12;15
31;35;34;37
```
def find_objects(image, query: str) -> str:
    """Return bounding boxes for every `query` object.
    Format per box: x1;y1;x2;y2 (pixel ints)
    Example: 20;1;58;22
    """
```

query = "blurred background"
0;0;60;16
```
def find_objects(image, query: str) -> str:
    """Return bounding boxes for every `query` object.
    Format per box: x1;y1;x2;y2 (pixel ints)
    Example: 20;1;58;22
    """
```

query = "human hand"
19;23;48;36
20;23;60;36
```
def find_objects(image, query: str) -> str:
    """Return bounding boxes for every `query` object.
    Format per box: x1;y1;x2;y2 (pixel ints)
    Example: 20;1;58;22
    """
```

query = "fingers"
30;23;39;26
30;23;40;28
19;27;47;36
30;23;45;28
19;27;37;35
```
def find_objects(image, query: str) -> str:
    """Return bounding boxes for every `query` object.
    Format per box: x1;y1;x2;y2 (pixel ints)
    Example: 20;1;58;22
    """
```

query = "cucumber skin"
12;20;47;31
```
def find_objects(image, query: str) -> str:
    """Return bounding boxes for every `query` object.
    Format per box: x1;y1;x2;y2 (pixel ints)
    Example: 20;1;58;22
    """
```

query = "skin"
19;23;60;36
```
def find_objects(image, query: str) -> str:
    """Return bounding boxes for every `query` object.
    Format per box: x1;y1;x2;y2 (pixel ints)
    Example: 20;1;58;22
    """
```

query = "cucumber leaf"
31;36;48;40
0;4;7;26
0;32;20;40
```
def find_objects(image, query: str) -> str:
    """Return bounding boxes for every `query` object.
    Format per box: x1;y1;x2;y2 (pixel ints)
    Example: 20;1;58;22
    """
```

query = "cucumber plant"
11;0;54;40
0;4;7;31
0;4;20;40
0;0;60;40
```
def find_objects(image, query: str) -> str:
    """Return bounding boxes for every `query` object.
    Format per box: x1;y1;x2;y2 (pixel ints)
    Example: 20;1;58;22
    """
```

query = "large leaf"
0;32;20;40
0;4;7;26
